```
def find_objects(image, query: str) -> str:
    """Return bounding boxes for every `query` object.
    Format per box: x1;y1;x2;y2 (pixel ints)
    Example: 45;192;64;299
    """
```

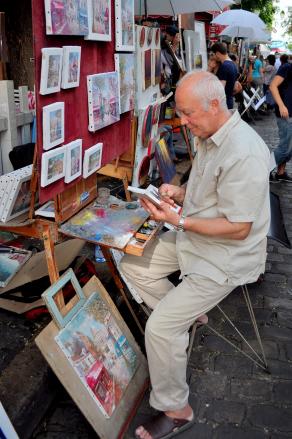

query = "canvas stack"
0;164;33;223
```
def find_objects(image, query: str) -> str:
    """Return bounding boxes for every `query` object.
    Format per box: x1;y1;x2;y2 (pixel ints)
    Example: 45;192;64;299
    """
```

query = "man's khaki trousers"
120;231;234;411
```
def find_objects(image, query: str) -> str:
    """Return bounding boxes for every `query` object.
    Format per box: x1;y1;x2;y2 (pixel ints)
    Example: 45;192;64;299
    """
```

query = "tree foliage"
232;0;276;29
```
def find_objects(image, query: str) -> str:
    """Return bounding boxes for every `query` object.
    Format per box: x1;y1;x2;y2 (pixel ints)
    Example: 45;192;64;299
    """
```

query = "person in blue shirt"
211;42;238;109
270;61;292;182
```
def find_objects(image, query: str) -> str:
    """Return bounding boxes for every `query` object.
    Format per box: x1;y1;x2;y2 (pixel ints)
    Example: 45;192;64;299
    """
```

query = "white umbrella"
135;0;235;16
212;9;266;30
219;25;270;43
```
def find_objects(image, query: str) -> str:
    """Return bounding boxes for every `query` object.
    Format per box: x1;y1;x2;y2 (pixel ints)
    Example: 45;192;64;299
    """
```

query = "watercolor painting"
143;49;152;91
115;53;135;114
155;138;176;184
152;48;161;86
83;143;103;178
62;46;81;89
40;48;63;95
43;102;65;150
115;0;135;51
87;72;120;132
147;27;153;46
55;291;138;417
65;139;82;183
0;249;31;287
139;26;145;48
85;0;111;41
45;0;89;35
141;105;153;148
41;146;66;187
155;28;160;46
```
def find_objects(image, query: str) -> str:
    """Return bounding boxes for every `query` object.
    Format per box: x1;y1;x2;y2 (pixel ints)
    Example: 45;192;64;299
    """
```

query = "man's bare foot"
135;404;193;439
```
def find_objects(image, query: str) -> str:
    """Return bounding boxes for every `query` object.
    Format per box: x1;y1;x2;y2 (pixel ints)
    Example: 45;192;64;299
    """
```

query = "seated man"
120;71;270;439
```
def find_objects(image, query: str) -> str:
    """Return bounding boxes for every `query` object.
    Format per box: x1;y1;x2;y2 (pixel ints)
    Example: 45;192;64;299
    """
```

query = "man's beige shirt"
176;110;270;286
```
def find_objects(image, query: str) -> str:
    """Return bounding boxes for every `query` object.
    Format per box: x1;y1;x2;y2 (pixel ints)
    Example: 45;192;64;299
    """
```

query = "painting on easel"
87;72;120;132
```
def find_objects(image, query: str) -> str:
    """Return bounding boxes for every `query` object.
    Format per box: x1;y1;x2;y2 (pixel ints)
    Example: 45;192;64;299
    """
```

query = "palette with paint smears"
59;197;149;250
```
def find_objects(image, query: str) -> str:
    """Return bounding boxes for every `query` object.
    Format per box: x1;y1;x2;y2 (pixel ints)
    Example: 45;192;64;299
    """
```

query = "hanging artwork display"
155;28;160;46
194;21;208;71
42;102;65;150
40;47;63;95
115;0;135;51
83;142;103;178
139;26;146;48
65;139;83;183
85;0;111;41
141;105;153;148
45;0;89;35
87;72;120;132
114;53;135;114
143;49;152;91
36;273;148;437
41;146;66;187
147;27;153;46
155;138;176;184
152;48;161;86
61;46;82;89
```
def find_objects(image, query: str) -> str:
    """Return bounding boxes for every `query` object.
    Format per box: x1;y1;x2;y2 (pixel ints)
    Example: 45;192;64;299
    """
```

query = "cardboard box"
0;238;85;295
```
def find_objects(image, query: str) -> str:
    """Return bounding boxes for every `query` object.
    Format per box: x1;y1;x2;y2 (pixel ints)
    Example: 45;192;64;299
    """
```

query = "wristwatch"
177;215;185;232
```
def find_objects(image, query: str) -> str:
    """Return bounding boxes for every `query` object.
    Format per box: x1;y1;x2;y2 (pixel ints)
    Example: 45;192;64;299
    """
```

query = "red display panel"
32;0;132;203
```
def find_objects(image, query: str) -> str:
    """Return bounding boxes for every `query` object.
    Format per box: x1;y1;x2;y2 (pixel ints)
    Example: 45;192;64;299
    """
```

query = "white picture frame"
115;0;135;52
87;72;120;132
44;0;89;36
65;139;83;183
61;46;81;89
114;53;135;114
43;102;65;150
41;146;66;187
40;47;63;95
85;0;111;41
83;142;103;178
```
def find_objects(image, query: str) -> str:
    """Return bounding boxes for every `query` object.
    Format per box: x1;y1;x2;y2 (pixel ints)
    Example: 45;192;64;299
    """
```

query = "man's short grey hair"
177;71;228;111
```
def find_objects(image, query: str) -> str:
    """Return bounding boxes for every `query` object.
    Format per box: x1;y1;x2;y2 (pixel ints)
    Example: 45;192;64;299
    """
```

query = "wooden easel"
98;114;137;202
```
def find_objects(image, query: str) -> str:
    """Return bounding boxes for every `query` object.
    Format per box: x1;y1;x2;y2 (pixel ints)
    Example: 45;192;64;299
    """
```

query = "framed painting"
143;49;152;91
40;47;63;95
194;21;208;71
1;174;32;223
41;146;66;187
83;142;103;178
65;139;82;183
114;53;135;114
45;0;89;35
42;102;65;150
36;274;148;438
87;72;120;132
61;46;81;89
115;0;135;52
85;0;111;41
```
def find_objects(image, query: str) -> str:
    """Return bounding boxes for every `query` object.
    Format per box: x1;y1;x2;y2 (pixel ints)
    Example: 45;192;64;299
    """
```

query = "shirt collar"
210;110;241;147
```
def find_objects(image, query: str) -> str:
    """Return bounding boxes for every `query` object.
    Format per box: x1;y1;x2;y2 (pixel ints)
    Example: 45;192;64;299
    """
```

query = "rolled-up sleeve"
217;155;268;223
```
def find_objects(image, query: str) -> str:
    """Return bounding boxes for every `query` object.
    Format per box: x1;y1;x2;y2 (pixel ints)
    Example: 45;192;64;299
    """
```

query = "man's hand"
159;184;186;205
140;198;180;226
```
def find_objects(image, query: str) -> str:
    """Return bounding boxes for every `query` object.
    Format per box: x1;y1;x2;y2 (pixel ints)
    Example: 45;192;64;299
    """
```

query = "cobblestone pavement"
32;112;292;439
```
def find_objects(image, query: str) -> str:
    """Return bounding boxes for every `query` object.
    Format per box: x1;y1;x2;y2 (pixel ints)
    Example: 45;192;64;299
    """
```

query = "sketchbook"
127;184;162;208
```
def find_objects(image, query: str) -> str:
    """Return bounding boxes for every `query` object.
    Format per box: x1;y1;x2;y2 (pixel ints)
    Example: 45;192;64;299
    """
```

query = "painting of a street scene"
47;152;65;181
87;72;120;132
49;109;63;143
45;0;88;35
47;54;62;88
55;292;138;417
93;0;110;35
115;0;134;50
115;54;135;114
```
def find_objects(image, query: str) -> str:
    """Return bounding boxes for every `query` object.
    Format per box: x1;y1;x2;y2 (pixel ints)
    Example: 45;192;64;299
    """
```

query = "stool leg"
241;285;268;369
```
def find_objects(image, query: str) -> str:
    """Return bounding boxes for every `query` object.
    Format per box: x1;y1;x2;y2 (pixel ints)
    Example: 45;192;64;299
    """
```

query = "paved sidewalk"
3;112;292;438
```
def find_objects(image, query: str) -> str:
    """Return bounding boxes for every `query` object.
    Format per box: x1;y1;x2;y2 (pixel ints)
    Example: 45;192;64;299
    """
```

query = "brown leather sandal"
134;411;195;439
